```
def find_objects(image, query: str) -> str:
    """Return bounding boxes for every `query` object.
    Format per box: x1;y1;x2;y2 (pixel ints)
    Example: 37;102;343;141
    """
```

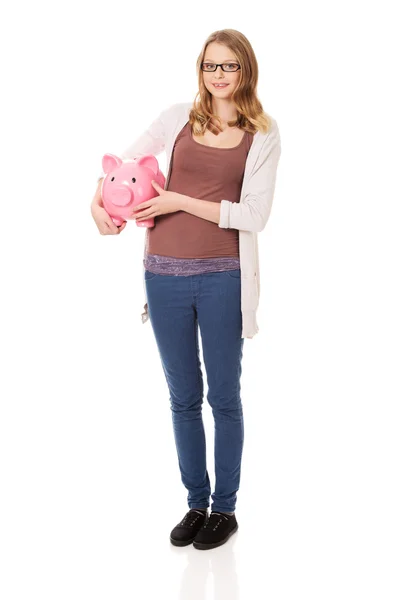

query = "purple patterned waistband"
144;253;240;276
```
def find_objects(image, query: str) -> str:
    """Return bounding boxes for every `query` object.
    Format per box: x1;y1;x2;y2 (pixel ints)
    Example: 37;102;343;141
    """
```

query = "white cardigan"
99;101;281;339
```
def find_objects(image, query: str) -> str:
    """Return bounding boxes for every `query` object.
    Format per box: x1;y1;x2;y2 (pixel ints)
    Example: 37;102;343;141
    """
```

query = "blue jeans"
144;268;245;513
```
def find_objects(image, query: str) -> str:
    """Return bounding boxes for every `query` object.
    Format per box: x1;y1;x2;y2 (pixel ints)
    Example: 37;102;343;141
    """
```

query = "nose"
109;185;132;207
213;66;226;81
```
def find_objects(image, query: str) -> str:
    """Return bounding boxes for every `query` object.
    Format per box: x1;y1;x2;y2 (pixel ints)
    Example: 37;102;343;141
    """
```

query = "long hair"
189;29;272;136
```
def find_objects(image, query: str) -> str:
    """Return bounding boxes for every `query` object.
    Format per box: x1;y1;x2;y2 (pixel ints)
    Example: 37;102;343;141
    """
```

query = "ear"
102;153;123;175
135;154;159;176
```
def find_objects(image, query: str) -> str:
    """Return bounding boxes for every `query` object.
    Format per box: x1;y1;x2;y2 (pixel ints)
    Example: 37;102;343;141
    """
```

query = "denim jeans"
144;268;245;513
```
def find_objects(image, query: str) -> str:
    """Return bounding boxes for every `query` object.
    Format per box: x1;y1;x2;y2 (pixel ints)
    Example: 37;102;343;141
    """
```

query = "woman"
91;29;281;551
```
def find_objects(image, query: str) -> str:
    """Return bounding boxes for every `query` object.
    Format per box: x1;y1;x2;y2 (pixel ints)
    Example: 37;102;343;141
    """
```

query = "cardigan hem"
241;309;259;339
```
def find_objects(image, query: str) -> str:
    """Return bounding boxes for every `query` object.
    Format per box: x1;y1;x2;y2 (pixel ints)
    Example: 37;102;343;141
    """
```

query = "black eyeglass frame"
200;62;241;72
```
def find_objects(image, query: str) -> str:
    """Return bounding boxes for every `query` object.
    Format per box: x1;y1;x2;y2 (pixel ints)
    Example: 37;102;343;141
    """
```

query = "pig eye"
132;177;136;183
111;177;115;182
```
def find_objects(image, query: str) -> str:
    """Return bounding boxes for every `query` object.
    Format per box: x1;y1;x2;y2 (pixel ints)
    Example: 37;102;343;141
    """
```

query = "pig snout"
109;186;133;207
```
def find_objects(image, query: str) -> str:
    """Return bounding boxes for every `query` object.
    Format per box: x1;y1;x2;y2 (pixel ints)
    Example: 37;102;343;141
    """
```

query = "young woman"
91;29;281;551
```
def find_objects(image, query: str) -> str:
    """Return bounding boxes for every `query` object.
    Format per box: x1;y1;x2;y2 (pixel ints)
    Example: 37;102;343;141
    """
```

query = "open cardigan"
98;101;282;339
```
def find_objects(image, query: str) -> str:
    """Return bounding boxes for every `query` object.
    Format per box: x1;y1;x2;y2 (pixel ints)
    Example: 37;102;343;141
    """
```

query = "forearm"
91;178;104;208
182;196;221;225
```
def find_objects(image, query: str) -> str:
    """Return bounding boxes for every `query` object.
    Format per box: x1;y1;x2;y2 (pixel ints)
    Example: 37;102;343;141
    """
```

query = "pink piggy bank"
100;153;166;228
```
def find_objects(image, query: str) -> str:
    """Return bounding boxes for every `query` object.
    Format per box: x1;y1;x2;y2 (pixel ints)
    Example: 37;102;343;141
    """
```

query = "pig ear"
102;153;123;175
134;154;159;176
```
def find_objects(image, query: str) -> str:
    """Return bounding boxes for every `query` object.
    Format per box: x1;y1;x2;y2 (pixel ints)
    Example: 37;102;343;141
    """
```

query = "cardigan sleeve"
218;119;281;233
97;105;171;183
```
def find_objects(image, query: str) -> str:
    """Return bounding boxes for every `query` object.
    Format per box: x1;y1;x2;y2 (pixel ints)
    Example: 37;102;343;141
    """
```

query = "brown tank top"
146;121;254;259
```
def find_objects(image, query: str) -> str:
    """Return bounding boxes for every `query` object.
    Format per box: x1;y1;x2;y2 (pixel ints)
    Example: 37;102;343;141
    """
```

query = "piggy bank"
100;153;166;228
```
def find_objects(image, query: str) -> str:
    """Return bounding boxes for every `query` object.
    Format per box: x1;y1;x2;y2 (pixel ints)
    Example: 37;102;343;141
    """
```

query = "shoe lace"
202;511;229;530
179;510;207;528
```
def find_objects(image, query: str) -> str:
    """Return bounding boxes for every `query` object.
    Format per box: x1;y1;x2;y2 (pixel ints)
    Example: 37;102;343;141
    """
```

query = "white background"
1;1;399;598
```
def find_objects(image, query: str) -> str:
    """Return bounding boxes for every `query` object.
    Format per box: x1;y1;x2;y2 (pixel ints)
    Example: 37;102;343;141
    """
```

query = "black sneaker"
193;511;238;550
170;509;209;546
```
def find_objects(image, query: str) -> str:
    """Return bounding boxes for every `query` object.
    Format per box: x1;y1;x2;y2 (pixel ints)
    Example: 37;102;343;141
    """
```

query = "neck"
211;97;238;125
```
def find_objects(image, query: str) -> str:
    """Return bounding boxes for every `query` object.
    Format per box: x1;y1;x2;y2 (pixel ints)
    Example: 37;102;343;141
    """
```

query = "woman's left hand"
131;181;188;221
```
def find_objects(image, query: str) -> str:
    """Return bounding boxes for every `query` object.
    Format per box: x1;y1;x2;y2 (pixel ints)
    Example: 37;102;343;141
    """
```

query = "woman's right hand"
91;203;127;235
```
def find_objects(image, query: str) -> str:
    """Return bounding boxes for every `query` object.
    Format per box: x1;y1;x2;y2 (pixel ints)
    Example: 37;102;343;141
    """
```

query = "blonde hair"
189;29;272;136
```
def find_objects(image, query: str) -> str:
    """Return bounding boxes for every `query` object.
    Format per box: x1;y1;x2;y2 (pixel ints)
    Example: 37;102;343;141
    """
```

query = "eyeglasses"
201;62;241;72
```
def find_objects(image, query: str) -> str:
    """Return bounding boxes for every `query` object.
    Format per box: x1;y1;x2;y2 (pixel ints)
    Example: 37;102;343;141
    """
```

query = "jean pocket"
144;270;159;281
225;269;241;279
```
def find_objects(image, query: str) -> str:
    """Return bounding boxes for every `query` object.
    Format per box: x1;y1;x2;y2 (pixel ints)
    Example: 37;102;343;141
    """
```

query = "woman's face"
202;42;241;99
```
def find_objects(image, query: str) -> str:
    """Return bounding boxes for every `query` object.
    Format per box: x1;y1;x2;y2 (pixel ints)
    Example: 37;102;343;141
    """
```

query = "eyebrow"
203;59;237;62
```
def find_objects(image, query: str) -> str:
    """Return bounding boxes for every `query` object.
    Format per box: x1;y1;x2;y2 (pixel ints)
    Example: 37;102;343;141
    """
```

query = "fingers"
106;219;120;234
137;211;157;221
92;205;125;235
99;220;121;235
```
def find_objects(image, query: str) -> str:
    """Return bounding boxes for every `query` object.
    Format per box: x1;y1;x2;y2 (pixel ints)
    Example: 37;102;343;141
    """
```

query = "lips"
213;83;229;88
